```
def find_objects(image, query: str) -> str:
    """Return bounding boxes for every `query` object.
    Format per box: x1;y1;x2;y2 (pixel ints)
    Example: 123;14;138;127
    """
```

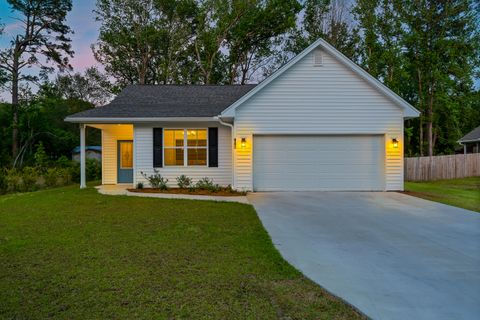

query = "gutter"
214;116;235;189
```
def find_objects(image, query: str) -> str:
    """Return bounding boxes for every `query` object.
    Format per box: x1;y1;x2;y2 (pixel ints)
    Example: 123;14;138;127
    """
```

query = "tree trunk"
427;118;433;156
11;58;19;160
427;90;434;156
419;116;424;156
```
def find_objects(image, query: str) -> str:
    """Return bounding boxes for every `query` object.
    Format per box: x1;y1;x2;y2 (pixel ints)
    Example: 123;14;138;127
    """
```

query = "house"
65;39;420;191
458;126;480;154
72;146;102;162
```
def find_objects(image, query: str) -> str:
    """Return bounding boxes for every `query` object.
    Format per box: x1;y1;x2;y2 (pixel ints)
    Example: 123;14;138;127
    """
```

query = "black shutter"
153;128;163;167
208;127;218;167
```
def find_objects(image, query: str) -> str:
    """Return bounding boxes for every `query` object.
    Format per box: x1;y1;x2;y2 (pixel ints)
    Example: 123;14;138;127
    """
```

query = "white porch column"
80;124;86;188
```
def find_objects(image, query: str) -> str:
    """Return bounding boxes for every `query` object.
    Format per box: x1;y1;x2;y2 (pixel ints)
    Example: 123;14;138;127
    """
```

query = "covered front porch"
79;124;134;188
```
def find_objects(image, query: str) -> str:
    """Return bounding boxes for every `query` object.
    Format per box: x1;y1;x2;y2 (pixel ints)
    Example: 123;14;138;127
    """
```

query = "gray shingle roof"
459;126;480;143
66;84;257;119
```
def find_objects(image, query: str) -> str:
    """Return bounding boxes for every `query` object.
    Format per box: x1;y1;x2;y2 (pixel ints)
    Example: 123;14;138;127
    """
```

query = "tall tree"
52;67;114;106
225;0;301;84
0;0;74;161
400;0;479;156
289;0;359;59
94;0;198;86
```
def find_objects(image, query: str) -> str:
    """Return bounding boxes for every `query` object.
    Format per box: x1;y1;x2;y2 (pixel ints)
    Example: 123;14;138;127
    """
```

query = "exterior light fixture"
392;138;398;148
240;138;246;149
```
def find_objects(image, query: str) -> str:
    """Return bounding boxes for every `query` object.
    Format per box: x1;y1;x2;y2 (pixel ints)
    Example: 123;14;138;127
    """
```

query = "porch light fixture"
392;138;398;148
240;138;247;149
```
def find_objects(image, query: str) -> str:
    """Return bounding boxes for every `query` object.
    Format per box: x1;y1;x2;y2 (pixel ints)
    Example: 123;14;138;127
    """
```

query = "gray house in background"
72;146;102;162
458;126;480;154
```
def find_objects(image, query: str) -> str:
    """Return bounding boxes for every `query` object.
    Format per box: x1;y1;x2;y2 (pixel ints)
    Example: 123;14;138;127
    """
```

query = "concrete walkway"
248;192;480;320
95;185;249;203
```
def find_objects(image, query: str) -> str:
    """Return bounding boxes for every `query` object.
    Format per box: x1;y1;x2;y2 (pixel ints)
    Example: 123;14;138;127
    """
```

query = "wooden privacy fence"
404;154;480;181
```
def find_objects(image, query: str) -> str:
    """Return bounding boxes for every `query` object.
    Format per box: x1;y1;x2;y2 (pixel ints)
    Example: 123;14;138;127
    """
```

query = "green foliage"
353;0;480;156
0;168;6;195
176;174;192;188
136;182;144;189
33;142;49;171
287;0;359;60
0;158;99;195
195;177;221;192
141;169;168;189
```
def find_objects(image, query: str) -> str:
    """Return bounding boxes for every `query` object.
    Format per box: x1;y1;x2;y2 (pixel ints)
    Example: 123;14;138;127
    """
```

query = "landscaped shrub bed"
128;187;246;196
135;171;246;196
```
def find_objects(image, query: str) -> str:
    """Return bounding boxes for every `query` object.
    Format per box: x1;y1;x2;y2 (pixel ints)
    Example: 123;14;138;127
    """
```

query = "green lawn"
404;177;480;212
0;185;363;319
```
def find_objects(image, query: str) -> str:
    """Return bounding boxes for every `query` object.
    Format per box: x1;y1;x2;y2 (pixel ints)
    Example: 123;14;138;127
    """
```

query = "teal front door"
117;140;133;183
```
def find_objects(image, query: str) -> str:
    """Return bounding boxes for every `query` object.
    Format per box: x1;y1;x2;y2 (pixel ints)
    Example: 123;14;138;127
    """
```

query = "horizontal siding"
134;122;232;187
234;48;404;191
101;125;134;184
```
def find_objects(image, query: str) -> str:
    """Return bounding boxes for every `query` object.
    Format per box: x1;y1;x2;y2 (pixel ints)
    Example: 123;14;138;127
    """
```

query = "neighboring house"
72;146;102;162
458;126;480;154
65;39;420;191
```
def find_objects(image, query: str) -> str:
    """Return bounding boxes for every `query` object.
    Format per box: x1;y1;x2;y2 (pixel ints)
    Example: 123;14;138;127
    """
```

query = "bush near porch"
0;185;364;319
0;156;101;195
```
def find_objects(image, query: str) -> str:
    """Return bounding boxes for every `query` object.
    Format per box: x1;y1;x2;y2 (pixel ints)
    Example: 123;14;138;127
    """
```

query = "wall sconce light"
240;138;247;149
392;138;398;148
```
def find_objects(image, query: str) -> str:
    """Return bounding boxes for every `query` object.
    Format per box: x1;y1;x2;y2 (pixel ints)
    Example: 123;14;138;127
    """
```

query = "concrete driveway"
248;192;480;320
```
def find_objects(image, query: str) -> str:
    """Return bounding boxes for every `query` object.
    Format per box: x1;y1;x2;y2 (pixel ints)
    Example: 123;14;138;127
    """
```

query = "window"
164;129;207;166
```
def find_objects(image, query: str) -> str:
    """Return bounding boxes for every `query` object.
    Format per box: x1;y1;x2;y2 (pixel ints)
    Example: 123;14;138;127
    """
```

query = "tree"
289;0;359;59
400;0;479;156
53;67;113;106
225;0;301;84
0;0;74;162
94;0;198;86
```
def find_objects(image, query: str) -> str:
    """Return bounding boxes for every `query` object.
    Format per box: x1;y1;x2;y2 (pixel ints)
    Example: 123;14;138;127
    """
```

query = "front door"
117;140;133;183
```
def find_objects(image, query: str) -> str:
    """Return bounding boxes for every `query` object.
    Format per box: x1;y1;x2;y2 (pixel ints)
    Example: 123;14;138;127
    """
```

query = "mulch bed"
127;188;247;197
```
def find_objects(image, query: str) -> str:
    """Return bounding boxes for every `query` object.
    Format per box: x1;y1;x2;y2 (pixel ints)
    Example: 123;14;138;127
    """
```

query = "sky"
0;0;100;102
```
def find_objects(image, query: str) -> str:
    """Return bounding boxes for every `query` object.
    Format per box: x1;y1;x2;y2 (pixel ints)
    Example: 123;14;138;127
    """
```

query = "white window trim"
163;128;208;167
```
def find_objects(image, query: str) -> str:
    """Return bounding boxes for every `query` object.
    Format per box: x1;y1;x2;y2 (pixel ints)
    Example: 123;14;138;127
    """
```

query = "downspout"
215;116;235;188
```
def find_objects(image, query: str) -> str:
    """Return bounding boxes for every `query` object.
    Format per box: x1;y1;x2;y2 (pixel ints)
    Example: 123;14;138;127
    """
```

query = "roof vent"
313;50;323;66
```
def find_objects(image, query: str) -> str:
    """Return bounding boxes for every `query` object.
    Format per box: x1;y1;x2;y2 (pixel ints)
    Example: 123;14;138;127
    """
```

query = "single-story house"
65;39;420;191
458;126;480;154
72;146;102;162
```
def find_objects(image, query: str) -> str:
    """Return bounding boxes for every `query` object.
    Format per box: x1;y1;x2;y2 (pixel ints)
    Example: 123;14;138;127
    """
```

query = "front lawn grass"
404;177;480;212
0;185;363;319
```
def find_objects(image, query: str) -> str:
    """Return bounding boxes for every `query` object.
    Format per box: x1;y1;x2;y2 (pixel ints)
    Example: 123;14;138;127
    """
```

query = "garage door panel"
253;135;385;191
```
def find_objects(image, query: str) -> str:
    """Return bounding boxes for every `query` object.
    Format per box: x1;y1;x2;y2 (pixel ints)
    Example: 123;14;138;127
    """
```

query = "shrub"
176;175;192;189
5;169;21;193
86;159;102;181
195;177;221;192
0;168;6;195
141;169;168;190
136;182;144;189
20;167;39;192
43;168;64;187
34;143;49;173
69;159;101;183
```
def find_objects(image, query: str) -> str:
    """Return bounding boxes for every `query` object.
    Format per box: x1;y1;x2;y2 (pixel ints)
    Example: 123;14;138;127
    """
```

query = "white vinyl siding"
234;48;404;191
253;135;385;191
101;125;134;184
134;122;232;187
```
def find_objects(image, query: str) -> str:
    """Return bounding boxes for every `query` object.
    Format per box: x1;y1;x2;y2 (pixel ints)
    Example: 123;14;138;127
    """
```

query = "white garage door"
253;135;385;191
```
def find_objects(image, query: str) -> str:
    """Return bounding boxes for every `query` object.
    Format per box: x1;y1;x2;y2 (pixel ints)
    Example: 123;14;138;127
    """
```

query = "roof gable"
221;38;420;118
459;126;480;143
